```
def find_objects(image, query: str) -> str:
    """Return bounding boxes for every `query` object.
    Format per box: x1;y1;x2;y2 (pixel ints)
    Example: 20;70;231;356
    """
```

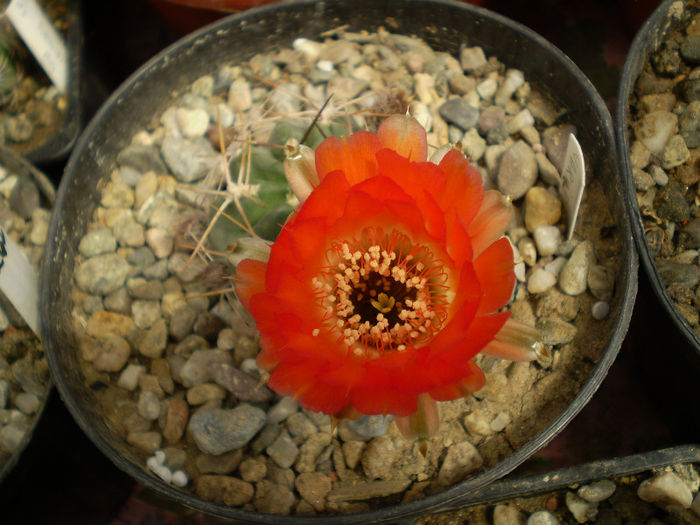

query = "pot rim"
44;0;638;522
615;0;700;358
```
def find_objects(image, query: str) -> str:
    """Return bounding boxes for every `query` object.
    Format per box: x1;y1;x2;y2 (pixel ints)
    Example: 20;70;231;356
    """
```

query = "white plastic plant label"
0;228;40;335
4;0;68;92
559;133;586;241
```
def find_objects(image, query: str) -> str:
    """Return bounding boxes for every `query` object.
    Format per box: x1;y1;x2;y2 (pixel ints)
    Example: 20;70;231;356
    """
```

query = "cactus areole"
234;115;540;440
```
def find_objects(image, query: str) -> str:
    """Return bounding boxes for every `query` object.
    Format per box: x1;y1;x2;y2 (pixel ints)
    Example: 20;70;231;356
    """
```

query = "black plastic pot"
42;0;637;522
616;0;700;377
411;444;700;520
5;0;82;164
0;143;54;484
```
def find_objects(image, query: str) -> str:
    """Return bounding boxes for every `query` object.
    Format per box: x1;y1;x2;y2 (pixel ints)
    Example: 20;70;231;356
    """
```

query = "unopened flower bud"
283;138;319;203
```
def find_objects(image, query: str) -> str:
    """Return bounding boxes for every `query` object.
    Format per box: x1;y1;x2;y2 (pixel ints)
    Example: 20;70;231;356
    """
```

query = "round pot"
43;0;637;522
0;143;54;484
616;0;700;374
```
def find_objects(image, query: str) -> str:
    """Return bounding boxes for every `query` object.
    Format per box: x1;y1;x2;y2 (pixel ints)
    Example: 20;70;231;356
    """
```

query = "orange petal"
429;361;486;401
438;149;484;227
233;258;267;310
444;209;474;270
350;385;418;417
377;114;428;162
468;190;514;257
473;237;515;315
315;131;382;185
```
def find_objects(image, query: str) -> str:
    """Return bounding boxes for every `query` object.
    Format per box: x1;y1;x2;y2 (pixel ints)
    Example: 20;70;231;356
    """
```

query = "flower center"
312;228;449;358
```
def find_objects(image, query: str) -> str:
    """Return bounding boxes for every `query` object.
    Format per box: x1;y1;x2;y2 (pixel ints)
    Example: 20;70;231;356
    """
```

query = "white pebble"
476;77;498;99
175;108;210;138
117;364;146;391
527;268;557;294
533;225;561;257
171;470;189;487
517;237;537;266
316;59;334;73
506;108;535;135
293;37;322;59
514;261;526;282
153;463;173;484
591;301;610;320
154;449;166;464
544;256;568;278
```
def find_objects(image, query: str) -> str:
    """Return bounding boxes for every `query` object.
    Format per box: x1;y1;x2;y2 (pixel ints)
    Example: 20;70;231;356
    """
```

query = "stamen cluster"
313;228;448;358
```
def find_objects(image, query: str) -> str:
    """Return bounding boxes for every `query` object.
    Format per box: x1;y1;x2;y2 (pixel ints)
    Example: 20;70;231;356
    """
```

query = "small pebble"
591;301;610;320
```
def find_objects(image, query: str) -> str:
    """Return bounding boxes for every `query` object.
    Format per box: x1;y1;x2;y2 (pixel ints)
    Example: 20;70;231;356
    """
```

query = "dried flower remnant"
234;115;541;442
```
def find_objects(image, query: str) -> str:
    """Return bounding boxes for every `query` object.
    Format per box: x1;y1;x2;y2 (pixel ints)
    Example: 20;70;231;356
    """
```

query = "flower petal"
233;258;267;310
429;361;486;401
468;190;514;257
473;237;515;315
438;149;484;228
315;131;382;185
377;114;428;162
394;393;440;440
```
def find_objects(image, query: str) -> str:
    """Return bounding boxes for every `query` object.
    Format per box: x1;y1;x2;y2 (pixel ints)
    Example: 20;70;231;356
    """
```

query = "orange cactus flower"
235;115;540;440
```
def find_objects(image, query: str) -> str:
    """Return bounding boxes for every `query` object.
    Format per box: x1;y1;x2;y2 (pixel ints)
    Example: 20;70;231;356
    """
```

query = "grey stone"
75;253;130;295
681;34;700;63
559;241;596;296
577;479;616;502
14;392;41;415
208;362;273;402
188;404;266;455
437;440;483;486
267;397;299;424
662;135;690;170
266;432;299;469
0;422;29;453
542;124;576;173
460;46;487;72
136;318;168;359
161;136;217;183
137;390;161;420
347;415;391;439
91;335;132;372
180;349;232;387
295;433;332;473
655;180;691;223
131;300;162;329
439;98;479;130
79;227;117;257
536;316;577;346
497;140;538;200
9;176;39;219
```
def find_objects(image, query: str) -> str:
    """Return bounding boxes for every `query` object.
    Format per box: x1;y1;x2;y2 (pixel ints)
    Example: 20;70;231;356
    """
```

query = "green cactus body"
207;116;357;253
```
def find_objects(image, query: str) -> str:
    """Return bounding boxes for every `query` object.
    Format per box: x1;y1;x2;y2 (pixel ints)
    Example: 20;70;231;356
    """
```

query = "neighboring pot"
616;0;700;373
42;0;637;522
414;444;700;523
2;0;82;164
0;143;54;484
